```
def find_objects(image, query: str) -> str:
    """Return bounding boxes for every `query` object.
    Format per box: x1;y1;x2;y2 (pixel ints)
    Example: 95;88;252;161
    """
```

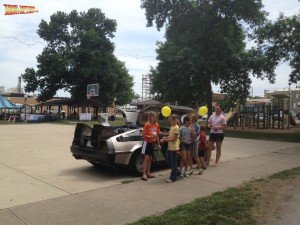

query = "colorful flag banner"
3;4;38;15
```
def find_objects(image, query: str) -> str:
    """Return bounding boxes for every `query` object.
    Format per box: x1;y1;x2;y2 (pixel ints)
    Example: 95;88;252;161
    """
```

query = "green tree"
133;93;141;100
256;13;300;83
22;8;134;105
141;0;275;114
213;96;235;112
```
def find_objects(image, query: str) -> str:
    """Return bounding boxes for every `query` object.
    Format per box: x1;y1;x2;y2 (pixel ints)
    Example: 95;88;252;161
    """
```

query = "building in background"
212;93;227;101
1;80;37;108
0;86;4;94
4;93;38;107
264;87;300;112
141;74;153;101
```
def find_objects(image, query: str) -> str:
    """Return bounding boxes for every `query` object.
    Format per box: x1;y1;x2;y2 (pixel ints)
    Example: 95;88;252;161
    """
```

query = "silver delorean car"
70;105;193;175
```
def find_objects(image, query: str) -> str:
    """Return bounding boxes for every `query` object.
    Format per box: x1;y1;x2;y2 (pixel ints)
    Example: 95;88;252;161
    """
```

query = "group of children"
142;111;215;183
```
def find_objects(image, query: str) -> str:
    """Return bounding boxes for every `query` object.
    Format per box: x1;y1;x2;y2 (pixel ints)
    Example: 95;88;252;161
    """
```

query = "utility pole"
289;83;292;109
24;93;28;122
17;76;22;93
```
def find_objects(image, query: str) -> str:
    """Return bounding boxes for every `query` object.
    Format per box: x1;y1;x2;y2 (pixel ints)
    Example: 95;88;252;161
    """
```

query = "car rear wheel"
129;150;143;176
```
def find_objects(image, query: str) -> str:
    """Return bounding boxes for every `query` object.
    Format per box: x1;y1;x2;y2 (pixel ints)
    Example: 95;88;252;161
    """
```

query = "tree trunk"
95;107;98;119
205;74;213;117
102;102;107;113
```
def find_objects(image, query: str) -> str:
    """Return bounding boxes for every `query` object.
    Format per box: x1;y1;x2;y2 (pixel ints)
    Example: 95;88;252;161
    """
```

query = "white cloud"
251;62;294;96
263;0;299;20
0;0;299;97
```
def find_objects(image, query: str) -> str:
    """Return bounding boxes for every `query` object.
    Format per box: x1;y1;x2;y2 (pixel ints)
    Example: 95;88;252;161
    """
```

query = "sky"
0;0;299;98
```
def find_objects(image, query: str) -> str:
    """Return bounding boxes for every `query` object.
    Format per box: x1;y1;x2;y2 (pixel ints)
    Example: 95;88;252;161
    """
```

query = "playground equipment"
225;108;236;122
289;109;300;127
228;93;299;129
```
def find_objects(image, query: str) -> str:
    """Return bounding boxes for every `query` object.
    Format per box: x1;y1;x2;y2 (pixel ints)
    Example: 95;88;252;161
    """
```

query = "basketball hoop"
86;83;99;102
87;83;99;97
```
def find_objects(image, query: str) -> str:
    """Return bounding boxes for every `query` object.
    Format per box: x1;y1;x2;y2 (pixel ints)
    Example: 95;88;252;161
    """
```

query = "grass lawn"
128;167;300;225
225;129;300;143
0;120;10;125
0;120;27;125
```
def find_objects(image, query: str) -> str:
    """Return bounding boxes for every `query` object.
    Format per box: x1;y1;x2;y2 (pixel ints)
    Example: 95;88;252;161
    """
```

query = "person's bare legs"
185;151;191;172
147;156;154;177
189;156;193;170
190;144;201;170
180;151;186;172
206;140;214;165
142;155;149;180
199;156;206;168
189;144;194;170
193;156;201;169
214;141;222;165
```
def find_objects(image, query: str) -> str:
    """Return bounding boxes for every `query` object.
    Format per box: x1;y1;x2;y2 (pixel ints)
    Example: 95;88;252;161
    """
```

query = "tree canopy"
22;8;134;105
256;13;300;84
141;0;283;113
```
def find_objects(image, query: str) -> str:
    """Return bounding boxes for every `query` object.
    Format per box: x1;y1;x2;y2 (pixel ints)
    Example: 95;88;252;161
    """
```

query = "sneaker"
202;166;207;170
141;176;148;181
188;170;194;175
177;174;184;180
197;169;204;175
183;172;189;178
165;178;174;183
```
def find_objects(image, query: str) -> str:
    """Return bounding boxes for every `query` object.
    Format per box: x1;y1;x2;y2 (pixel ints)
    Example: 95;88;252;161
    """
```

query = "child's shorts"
180;143;192;151
209;133;224;142
142;142;155;155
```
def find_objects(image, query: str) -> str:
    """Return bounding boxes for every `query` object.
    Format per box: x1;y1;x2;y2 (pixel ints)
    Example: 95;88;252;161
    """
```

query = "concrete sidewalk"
1;145;299;225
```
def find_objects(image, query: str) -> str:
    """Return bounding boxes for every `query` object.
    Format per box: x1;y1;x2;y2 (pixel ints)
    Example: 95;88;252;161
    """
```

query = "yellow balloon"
161;106;172;117
199;106;208;116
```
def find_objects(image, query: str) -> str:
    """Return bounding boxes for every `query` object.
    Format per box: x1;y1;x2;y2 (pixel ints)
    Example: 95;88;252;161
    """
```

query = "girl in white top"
206;104;226;166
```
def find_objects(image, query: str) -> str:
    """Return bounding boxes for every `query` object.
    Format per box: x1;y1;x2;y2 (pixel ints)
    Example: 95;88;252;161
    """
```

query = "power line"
0;35;156;59
0;35;46;46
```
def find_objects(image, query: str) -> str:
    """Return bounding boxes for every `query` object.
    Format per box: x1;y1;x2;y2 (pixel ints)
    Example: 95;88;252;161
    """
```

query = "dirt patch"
255;178;300;225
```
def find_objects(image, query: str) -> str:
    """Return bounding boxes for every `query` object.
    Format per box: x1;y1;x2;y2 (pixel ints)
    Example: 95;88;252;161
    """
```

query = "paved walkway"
2;124;299;210
1;143;299;225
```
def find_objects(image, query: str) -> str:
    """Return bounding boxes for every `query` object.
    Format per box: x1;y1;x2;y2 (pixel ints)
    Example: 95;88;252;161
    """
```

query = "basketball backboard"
87;83;99;98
